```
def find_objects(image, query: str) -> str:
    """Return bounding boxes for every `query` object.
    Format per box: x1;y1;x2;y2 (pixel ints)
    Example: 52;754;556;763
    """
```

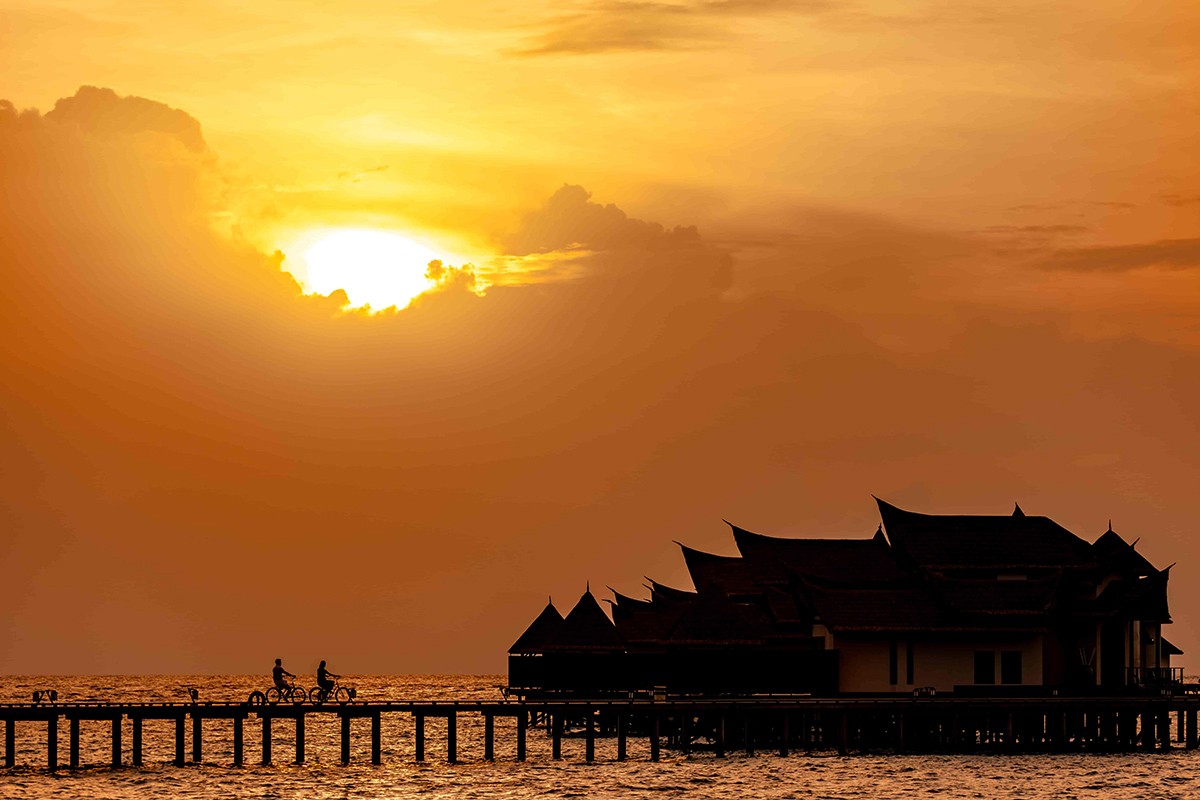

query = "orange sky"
2;0;1200;674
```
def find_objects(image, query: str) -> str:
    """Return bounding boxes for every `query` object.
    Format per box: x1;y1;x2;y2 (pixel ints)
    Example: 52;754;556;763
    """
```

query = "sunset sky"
3;0;1200;675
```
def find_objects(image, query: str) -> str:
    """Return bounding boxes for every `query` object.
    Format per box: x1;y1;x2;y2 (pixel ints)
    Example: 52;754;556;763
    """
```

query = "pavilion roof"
508;600;564;654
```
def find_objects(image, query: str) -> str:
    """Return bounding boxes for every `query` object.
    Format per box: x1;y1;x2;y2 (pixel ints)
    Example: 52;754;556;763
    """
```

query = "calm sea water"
1;675;1198;799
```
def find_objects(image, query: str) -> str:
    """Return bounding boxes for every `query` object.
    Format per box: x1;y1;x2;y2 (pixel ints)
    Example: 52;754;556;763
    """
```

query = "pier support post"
836;712;848;756
448;712;457;764
617;714;627;762
895;712;905;754
415;714;425;761
5;718;13;768
585;709;595;763
341;714;351;765
1141;708;1155;751
192;714;202;763
650;713;660;762
679;712;688;756
745;714;754;756
133;717;143;767
112;716;122;768
552;713;562;759
1158;711;1171;750
233;716;244;767
1177;710;1184;745
372;712;382;765
70;718;80;769
780;713;789;757
715;714;725;758
517;711;527;762
47;716;58;772
1187;709;1198;750
261;715;272;766
295;715;305;765
484;714;495;761
175;716;185;766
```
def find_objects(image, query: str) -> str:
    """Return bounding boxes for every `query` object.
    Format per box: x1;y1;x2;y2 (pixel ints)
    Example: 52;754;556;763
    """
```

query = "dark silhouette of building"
508;498;1178;697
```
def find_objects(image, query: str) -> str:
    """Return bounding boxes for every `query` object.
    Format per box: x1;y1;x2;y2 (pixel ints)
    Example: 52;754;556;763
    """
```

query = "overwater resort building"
509;499;1179;697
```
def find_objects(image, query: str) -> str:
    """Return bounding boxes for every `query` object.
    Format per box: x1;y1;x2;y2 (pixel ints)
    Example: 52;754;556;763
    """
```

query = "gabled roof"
1092;528;1157;576
554;588;624;650
730;523;906;585
509;600;564;654
876;497;1092;569
678;543;761;595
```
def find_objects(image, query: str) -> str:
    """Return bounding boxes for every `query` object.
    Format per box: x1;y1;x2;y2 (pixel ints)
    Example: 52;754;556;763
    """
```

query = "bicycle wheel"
309;687;325;705
247;691;266;706
290;686;307;704
266;687;283;705
334;687;351;704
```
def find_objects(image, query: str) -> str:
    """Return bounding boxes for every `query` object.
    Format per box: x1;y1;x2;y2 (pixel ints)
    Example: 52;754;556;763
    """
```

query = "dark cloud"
1040;238;1200;272
514;0;841;56
1162;194;1200;207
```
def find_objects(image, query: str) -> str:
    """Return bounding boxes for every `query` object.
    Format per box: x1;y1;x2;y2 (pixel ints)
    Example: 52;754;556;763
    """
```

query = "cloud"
1040;238;1200;272
514;0;840;56
1162;194;1200;207
45;85;207;153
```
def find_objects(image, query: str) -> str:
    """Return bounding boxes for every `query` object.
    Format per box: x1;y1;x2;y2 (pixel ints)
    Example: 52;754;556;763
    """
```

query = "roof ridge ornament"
1013;502;1025;517
1108;519;1113;533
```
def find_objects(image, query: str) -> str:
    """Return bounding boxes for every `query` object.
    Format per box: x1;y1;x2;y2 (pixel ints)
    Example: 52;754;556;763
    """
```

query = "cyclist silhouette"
316;660;340;696
272;658;295;690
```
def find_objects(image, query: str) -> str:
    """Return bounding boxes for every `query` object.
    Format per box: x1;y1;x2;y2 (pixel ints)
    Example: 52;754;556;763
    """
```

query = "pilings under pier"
1;696;1199;771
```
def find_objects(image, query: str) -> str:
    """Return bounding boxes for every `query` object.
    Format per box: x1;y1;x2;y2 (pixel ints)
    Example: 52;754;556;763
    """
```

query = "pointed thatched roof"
554;588;624;650
509;600;564;654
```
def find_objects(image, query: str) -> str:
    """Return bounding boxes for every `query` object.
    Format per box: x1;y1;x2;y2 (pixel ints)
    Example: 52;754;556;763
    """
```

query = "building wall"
834;635;1045;693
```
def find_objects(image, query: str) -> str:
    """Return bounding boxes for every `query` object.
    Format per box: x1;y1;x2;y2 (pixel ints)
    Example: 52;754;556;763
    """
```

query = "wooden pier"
2;695;1199;771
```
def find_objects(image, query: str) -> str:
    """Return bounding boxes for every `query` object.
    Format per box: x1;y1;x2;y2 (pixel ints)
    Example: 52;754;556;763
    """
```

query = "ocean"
1;675;1197;799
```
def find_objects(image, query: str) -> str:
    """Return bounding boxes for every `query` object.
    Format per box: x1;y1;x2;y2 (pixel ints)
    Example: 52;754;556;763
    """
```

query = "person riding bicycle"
272;658;295;690
316;660;341;699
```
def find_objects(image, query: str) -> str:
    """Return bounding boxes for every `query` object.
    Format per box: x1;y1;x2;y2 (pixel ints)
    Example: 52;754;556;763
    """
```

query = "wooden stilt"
47;716;58;772
837;712;848;756
1141;709;1155;751
585;709;595;763
132;717;143;767
341;714;351;765
415;714;425;761
175;715;186;766
233;716;244;767
895;712;905;754
484;714;495;761
650;713;660;762
372;712;382;765
1157;711;1171;750
261;715;272;766
192;714;202;763
447;712;457;763
745;714;754;756
517;711;527;762
616;714;627;762
552;713;562;760
70;718;80;769
716;713;726;758
1186;709;1197;750
678;713;688;756
295;715;305;765
5;718;13;768
780;713;789;757
111;716;122;768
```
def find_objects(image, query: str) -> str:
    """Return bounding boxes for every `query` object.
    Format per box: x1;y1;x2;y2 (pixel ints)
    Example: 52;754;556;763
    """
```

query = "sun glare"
296;229;441;311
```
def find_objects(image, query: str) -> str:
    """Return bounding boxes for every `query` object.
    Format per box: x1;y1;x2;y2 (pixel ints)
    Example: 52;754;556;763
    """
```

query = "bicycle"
247;680;307;706
308;678;356;705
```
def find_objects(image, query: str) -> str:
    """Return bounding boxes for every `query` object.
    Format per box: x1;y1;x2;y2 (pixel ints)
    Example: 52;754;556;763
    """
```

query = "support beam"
447;712;457;764
516;712;527;762
175;716;186;767
192;715;202;763
112;716;122;768
415;714;425;762
47;716;58;773
233;716;244;767
484;715;495;761
70;718;80;769
132;717;143;767
341;714;351;765
295;715;305;765
261;715;272;766
371;712;382;765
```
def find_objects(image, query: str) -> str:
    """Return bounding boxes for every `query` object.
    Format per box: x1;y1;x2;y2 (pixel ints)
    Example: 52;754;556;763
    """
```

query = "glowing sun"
298;229;441;310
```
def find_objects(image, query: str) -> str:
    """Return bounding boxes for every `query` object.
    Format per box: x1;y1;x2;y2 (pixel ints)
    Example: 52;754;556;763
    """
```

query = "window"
974;651;995;684
1000;650;1022;685
889;641;898;686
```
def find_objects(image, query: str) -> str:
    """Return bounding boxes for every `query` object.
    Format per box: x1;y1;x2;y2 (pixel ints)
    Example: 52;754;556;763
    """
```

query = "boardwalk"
2;695;1200;770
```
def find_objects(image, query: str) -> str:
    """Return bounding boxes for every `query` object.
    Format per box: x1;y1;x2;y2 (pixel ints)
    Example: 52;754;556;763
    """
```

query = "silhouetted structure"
509;499;1179;697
